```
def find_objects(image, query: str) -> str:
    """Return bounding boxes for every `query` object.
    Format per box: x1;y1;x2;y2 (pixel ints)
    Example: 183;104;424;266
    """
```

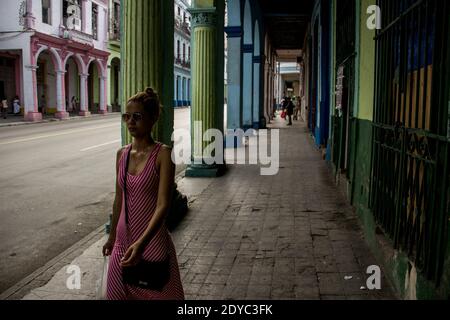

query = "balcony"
174;18;191;36
174;57;191;69
109;19;120;41
61;27;94;47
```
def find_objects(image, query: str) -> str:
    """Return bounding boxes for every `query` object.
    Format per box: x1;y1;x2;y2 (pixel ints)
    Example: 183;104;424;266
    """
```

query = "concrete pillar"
121;0;174;145
24;65;42;121
99;76;107;114
25;0;36;29
55;70;69;119
185;2;225;177
225;28;242;133
264;62;269;122
79;73;91;116
242;48;253;129
252;57;261;128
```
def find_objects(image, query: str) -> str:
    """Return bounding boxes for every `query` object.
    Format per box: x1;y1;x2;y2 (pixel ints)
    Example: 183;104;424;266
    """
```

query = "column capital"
56;70;66;75
79;73;89;79
188;8;217;28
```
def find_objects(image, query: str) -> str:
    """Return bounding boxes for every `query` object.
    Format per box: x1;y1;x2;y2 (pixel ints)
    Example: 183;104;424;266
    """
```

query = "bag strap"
124;145;132;226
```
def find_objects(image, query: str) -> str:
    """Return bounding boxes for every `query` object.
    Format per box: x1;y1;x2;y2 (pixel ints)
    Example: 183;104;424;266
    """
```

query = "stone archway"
35;49;60;116
109;57;121;112
64;54;83;116
86;59;107;114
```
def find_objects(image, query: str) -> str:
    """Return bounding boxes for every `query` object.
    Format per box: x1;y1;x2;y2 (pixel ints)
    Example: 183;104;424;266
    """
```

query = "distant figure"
2;98;8;119
13;96;21;115
293;98;300;121
39;95;46;115
71;96;78;114
286;97;295;126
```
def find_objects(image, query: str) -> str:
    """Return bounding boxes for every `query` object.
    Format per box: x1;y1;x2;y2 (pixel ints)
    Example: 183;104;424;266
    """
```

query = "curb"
0;112;121;128
0;225;106;300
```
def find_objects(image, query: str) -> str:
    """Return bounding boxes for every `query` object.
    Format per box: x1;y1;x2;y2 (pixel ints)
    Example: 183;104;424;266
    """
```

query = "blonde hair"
127;87;161;121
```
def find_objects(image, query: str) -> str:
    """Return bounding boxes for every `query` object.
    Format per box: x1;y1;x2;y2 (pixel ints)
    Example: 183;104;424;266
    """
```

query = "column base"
55;111;70;120
98;110;108;115
79;111;91;117
185;163;227;178
24;112;43;122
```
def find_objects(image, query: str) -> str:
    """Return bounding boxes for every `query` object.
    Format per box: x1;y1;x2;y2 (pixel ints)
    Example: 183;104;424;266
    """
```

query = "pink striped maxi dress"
106;143;184;300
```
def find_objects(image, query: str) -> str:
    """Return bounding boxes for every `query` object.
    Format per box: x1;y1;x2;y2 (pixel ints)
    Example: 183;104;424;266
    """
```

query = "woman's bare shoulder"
157;144;173;162
116;145;128;159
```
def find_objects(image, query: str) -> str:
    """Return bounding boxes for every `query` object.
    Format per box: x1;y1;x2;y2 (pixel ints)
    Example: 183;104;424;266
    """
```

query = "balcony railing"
174;57;191;69
61;28;94;46
174;18;191;36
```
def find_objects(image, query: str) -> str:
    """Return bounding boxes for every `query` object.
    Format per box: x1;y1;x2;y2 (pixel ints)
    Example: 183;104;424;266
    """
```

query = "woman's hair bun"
145;87;156;97
127;87;161;121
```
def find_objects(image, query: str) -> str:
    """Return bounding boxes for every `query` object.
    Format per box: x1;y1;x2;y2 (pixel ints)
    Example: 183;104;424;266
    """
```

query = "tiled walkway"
172;117;397;300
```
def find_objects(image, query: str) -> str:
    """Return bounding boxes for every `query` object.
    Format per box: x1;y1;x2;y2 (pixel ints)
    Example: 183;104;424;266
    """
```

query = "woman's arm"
120;146;175;266
102;147;125;256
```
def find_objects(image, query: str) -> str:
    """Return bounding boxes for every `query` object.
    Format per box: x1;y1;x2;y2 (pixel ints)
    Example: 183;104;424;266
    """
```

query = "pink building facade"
0;0;110;121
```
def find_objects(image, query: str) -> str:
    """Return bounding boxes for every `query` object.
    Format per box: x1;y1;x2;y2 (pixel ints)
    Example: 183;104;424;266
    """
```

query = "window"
42;0;51;25
182;43;186;61
63;0;81;31
188;46;191;61
178;7;181;16
92;3;98;39
177;40;180;60
112;1;120;40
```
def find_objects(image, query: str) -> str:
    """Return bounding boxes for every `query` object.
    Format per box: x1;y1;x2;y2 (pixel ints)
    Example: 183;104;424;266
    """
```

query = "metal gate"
333;0;356;176
370;0;450;284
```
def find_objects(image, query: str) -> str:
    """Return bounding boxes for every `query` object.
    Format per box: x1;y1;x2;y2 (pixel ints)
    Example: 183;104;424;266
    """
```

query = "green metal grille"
370;0;450;284
332;0;356;176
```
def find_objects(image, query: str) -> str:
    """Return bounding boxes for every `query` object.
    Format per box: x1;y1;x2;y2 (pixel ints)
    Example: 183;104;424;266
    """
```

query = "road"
0;108;190;293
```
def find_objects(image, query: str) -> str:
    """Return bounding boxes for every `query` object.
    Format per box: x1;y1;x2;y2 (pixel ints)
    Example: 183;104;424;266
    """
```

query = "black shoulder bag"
121;145;170;291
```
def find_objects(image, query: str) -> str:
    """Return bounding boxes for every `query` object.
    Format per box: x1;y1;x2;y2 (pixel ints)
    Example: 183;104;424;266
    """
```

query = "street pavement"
1;115;397;300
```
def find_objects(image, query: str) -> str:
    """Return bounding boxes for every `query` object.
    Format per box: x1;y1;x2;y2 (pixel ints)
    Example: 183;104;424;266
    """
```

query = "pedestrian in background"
13;96;21;115
2;98;8;119
294;97;300;121
71;96;78;115
286;96;295;126
102;87;184;300
39;95;46;115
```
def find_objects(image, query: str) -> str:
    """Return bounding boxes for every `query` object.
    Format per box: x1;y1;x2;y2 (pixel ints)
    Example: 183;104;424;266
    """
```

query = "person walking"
102;87;184;300
39;95;46;115
286;97;295;126
13;96;21;115
2;98;8;119
71;96;78;115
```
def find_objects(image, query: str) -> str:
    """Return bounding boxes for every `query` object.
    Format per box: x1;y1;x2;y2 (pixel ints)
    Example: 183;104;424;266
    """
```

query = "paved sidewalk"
4;117;397;300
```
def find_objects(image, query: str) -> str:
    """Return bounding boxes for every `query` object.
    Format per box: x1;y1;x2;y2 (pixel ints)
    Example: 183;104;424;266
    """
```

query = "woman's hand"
102;236;116;256
120;241;144;267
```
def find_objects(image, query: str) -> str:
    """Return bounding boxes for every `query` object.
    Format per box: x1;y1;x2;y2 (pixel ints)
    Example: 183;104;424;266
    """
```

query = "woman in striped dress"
102;88;184;300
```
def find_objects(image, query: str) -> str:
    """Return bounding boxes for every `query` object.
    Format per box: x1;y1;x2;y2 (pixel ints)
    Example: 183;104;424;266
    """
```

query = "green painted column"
186;2;225;177
120;0;174;146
